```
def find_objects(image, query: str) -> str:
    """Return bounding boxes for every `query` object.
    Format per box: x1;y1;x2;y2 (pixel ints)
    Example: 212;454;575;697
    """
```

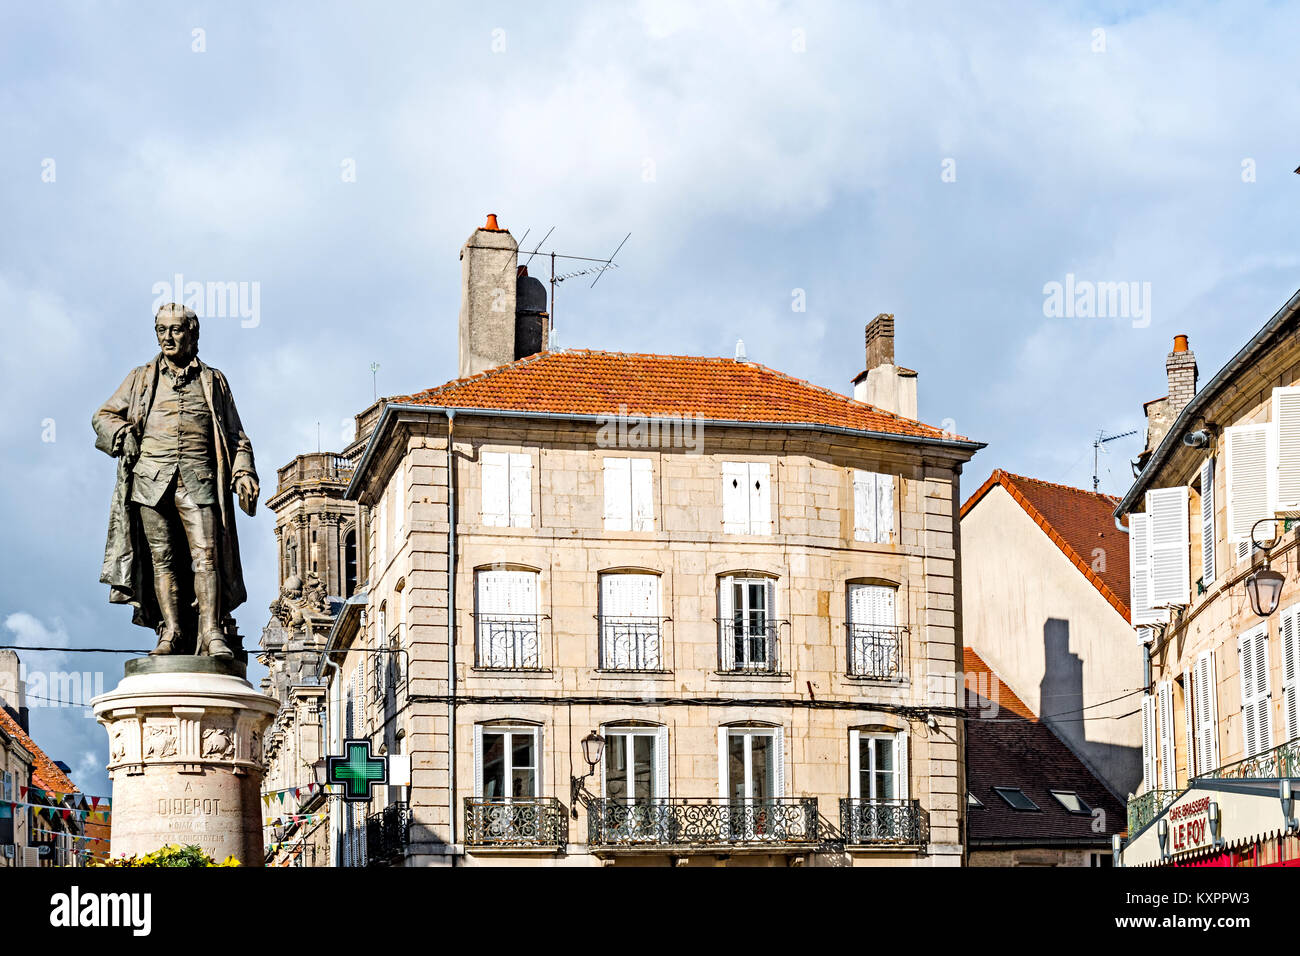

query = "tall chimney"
1166;334;1198;416
457;214;550;378
0;649;26;715
853;313;918;419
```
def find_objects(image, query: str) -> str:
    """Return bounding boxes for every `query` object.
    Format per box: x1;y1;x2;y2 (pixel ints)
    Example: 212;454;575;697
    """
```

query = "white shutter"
481;452;509;526
631;458;654;531
1157;681;1176;791
1200;457;1216;586
773;730;785;798
1183;669;1196;779
1252;626;1273;753
718;576;735;671
1238;625;1272;758
1282;604;1300;744
603;458;631;531
717;728;729;800
1141;694;1157;790
1273;386;1300;511
876;473;894;542
533;725;544;798
848;729;861;799
1128;514;1160;625
895;730;909;800
473;724;484;798
508;453;531;527
722;462;748;534
1195;650;1220;772
853;471;876;542
1226;424;1271;542
749;463;772;535
655;725;669;800
1146;487;1190;607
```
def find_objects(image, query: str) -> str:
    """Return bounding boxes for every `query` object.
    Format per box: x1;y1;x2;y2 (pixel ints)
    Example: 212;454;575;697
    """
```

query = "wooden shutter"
1238;625;1272;758
1283;604;1300;744
473;724;484;798
631;458;654;531
895;730;909;800
876;474;894;542
1129;514;1160;625
481;452;509;527
1273;386;1300;511
853;470;876;542
1195;650;1220;772
1157;681;1176;790
1226;424;1271;542
603;457;631;531
507;453;531;527
718;576;735;670
749;463;772;535
1183;669;1196;779
655;725;669;800
1141;694;1157;790
722;462;748;534
1146;487;1190;607
1200;457;1216;586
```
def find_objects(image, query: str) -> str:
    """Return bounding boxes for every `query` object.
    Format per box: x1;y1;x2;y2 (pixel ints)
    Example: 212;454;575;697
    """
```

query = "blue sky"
2;0;1299;796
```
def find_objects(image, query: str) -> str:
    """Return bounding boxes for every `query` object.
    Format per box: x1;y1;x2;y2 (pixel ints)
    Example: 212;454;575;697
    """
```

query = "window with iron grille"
599;572;662;670
717;575;778;672
475;569;541;669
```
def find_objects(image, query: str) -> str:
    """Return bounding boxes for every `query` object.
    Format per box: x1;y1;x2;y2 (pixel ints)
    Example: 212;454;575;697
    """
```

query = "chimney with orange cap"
1166;334;1198;417
457;213;550;377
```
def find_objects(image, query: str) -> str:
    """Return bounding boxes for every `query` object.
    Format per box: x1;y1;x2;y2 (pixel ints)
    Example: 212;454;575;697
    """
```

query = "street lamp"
1281;780;1296;833
1157;818;1170;860
570;731;606;819
1208;800;1222;847
312;757;328;788
1245;518;1285;618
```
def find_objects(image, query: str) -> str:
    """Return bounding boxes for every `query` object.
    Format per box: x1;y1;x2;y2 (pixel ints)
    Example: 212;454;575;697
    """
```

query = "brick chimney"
1166;334;1198;416
852;313;918;419
457;214;550;378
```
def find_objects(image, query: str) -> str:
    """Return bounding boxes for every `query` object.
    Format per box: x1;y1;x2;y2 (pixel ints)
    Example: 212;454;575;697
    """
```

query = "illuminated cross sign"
328;738;388;803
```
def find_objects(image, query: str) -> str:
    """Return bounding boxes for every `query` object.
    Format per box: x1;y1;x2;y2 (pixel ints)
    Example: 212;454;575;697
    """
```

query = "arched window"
343;528;358;597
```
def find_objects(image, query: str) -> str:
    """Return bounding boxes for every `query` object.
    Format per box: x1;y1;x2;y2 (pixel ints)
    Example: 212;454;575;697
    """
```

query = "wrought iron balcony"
365;801;411;866
464;797;568;849
839;798;927;846
599;616;665;671
845;624;907;681
1126;789;1178;834
588;798;820;848
717;620;783;674
474;614;542;669
1201;737;1300;781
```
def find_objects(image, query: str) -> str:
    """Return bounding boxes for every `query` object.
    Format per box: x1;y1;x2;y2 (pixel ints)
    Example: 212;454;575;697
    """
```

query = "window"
599;573;662;670
475;725;540;800
603;726;668;804
1089;852;1114;867
481;452;532;528
849;730;907;802
718;575;778;672
720;727;784;802
853;469;894;543
967;791;984;809
372;604;387;702
992;787;1039;811
604;458;654;532
475;569;540;668
1049;790;1091;814
846;583;901;680
343;528;357;597
1238;624;1273;759
377;494;387;568
722;462;771;535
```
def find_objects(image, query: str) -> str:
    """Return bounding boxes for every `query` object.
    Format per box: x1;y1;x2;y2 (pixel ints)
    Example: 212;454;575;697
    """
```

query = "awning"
1123;780;1296;867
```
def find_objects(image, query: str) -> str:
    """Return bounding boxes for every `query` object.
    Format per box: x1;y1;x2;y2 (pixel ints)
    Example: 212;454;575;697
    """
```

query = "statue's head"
154;303;199;365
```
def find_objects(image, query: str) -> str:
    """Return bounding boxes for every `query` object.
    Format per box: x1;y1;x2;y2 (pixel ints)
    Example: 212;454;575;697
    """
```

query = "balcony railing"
474;615;542;669
717;620;783;674
464;797;568;848
599;616;664;671
1127;790;1178;834
588;798;820;848
846;624;907;681
1201;737;1300;781
839;799;927;845
365;801;411;866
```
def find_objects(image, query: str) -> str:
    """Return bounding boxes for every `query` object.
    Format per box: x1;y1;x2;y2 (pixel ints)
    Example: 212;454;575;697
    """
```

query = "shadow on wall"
1039;618;1141;798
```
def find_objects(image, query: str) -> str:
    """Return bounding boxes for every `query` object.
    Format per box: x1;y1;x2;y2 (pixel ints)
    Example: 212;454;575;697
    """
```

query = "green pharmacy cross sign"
328;738;388;803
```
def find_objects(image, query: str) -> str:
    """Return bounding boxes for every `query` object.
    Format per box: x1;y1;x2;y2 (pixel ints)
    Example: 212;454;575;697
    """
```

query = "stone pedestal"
92;657;277;865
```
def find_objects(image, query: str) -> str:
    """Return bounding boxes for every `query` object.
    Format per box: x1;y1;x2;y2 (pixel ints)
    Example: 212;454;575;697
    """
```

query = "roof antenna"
1093;428;1139;491
514;231;632;338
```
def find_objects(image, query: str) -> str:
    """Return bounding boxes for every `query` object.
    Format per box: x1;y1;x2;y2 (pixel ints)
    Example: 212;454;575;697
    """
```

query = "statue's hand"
119;431;140;464
235;474;259;516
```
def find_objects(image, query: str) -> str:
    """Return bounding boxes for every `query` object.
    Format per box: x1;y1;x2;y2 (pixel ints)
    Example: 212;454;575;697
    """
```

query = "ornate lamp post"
569;731;606;819
1245;519;1286;618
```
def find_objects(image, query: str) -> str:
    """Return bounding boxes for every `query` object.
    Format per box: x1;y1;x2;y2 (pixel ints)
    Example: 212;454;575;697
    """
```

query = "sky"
2;0;1299;797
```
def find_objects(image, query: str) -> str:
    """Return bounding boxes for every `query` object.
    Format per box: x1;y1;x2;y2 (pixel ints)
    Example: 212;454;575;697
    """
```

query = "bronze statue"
93;303;259;659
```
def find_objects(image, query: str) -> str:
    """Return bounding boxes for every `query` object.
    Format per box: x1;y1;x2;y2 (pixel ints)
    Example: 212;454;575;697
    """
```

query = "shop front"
1122;780;1300;867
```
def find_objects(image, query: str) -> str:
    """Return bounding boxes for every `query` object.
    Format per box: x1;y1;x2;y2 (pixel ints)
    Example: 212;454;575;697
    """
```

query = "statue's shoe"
206;636;234;660
149;633;177;656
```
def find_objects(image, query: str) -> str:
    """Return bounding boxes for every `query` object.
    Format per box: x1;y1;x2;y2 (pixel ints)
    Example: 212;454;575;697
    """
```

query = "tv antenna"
515;229;632;333
1093;428;1139;491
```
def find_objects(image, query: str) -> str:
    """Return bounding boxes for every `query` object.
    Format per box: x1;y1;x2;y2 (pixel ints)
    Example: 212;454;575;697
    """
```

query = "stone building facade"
320;216;983;867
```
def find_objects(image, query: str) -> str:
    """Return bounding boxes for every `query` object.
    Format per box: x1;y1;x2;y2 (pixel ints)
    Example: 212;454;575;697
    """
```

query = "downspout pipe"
446;410;457;864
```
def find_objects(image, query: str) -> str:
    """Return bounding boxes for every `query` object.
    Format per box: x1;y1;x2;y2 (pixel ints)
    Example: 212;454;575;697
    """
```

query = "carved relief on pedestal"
144;720;179;759
201;725;236;761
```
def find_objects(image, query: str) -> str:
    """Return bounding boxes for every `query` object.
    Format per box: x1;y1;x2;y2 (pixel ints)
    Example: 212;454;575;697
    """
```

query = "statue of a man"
92;303;259;659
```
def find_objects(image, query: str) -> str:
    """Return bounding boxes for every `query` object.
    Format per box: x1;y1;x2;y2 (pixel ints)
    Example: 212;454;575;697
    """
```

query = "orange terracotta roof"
397;350;975;443
963;647;1037;721
961;470;1130;623
0;707;78;796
